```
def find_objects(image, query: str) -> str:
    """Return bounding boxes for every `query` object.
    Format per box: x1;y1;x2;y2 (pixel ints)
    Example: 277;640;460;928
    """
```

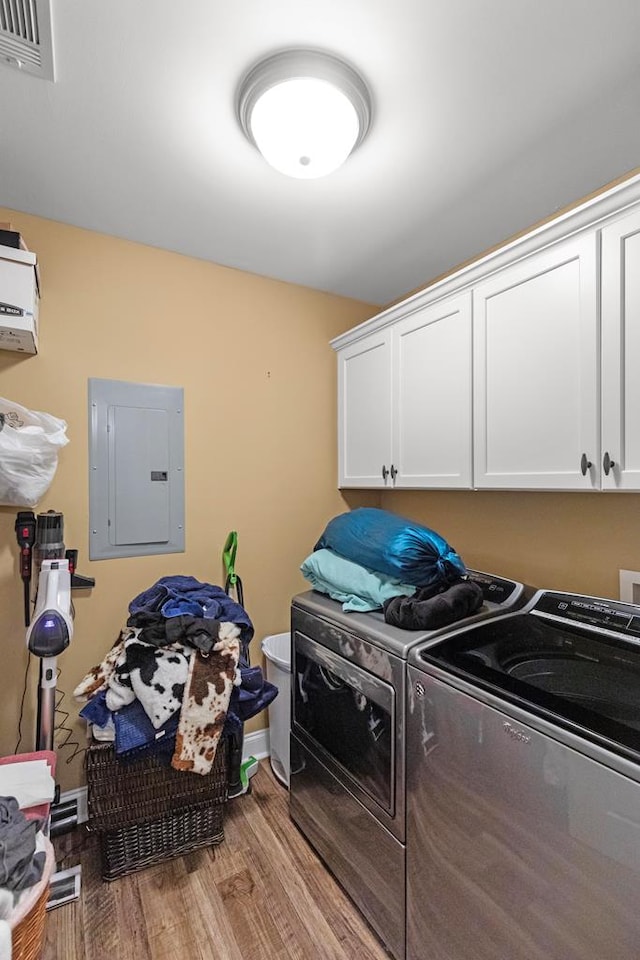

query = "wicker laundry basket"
9;837;54;960
85;739;228;880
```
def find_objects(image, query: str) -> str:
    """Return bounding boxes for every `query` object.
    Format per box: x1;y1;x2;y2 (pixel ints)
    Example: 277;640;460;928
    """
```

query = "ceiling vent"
0;0;54;80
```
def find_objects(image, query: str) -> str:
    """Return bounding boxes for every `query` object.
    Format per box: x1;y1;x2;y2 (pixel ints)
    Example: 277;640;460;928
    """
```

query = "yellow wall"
382;490;640;600
0;209;377;790
6;202;638;797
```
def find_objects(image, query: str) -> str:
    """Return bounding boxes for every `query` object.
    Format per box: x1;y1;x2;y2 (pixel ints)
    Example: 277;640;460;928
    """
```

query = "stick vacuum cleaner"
16;510;94;908
26;557;73;752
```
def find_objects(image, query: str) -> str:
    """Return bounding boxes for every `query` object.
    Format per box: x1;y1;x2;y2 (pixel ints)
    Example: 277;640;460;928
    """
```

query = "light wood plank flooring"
43;762;392;960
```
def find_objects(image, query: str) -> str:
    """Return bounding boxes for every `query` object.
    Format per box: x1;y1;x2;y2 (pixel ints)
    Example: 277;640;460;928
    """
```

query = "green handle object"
223;530;238;586
240;756;259;793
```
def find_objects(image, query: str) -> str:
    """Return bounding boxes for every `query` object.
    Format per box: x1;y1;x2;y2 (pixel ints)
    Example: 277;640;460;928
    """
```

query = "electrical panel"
88;378;185;560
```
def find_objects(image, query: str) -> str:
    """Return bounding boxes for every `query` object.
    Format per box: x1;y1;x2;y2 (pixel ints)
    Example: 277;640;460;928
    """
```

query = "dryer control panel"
467;570;520;605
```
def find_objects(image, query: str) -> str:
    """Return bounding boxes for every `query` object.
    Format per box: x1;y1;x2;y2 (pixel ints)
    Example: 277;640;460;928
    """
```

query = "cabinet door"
473;234;598;490
392;292;472;488
337;329;392;487
601;208;640;491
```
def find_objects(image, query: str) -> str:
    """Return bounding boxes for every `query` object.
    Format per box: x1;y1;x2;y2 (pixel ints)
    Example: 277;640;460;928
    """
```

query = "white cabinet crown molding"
331;171;640;351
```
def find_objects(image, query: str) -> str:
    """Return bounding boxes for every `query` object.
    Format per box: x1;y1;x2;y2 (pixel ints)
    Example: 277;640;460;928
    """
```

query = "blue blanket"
301;548;415;612
128;576;254;645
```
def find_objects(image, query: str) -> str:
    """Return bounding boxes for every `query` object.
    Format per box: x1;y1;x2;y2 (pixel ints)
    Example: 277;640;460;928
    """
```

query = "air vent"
0;0;54;80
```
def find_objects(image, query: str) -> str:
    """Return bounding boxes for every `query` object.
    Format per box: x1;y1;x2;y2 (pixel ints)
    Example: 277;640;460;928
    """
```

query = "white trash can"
261;632;291;787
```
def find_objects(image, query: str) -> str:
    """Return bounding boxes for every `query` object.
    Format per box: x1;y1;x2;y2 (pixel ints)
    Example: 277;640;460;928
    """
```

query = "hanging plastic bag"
0;396;69;507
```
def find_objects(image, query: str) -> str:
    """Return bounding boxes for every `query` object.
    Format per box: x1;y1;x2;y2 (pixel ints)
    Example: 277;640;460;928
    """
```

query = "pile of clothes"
75;576;277;776
0;796;47;958
301;508;484;631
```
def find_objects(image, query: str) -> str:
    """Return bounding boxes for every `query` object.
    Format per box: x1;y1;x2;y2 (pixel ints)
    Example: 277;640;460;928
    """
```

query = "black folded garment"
126;611;222;654
383;579;484;631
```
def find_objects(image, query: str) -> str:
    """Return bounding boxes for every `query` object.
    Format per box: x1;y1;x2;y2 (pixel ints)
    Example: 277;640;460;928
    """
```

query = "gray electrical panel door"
89;378;185;560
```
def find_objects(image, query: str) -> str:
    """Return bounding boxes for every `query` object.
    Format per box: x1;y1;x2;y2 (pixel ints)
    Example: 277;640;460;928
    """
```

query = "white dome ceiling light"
236;49;372;180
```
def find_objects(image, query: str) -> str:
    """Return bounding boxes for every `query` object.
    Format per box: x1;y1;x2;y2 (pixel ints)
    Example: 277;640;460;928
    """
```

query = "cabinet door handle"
382;465;389;480
580;453;592;476
603;451;616;476
390;464;398;481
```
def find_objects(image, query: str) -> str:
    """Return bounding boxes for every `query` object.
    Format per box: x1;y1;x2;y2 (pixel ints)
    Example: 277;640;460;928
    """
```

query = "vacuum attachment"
26;560;73;658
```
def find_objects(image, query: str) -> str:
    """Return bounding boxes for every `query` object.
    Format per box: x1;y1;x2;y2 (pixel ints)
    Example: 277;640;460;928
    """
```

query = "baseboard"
243;726;270;761
59;786;89;825
62;726;271;826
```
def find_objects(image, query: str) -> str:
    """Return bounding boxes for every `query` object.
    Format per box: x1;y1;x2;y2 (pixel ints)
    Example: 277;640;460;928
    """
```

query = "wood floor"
43;762;392;960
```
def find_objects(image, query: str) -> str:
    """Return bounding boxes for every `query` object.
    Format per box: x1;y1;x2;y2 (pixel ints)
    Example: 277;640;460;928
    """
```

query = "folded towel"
301;548;415;612
0;761;55;811
383;580;484;631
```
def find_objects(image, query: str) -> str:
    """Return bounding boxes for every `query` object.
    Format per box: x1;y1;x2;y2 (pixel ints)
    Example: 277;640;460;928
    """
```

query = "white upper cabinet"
337;293;472;489
601;207;640;491
333;173;640;493
338;327;392;487
392;293;472;488
473;234;599;490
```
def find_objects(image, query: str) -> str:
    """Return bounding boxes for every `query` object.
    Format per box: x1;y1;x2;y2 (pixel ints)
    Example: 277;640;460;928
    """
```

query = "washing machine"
406;589;640;960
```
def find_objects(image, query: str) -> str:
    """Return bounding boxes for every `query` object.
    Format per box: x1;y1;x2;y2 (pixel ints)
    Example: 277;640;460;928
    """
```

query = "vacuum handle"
15;511;36;626
19;546;32;579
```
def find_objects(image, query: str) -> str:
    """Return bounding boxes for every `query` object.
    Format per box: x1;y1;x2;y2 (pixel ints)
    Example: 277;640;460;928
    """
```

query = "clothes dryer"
290;570;529;960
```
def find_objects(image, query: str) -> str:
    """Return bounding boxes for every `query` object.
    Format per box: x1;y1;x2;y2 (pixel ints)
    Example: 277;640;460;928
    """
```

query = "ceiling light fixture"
236;49;372;180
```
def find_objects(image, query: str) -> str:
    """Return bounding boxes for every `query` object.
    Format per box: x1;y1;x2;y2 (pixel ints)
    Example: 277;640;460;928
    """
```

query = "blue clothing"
80;690;180;756
230;666;278;721
113;697;180;756
128;576;254;645
115;698;238;761
79;688;111;728
79;661;274;757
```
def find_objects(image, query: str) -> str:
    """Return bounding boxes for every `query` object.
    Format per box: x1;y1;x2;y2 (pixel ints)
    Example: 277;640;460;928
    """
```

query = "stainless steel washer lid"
292;569;527;660
407;588;640;765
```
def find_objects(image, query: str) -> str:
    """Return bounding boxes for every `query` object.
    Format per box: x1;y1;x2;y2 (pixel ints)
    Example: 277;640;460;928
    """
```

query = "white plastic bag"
0;396;69;507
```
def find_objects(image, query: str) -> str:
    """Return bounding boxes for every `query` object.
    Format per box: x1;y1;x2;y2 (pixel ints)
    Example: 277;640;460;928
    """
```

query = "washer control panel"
533;592;640;637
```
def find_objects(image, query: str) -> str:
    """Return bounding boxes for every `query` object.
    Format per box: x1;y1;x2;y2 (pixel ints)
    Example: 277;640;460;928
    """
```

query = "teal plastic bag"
314;508;466;588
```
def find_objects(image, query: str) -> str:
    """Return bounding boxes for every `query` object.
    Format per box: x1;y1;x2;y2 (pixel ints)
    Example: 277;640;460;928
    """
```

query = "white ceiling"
2;0;640;306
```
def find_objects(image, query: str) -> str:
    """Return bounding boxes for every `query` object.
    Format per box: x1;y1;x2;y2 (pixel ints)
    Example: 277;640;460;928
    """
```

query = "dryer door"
293;630;395;816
